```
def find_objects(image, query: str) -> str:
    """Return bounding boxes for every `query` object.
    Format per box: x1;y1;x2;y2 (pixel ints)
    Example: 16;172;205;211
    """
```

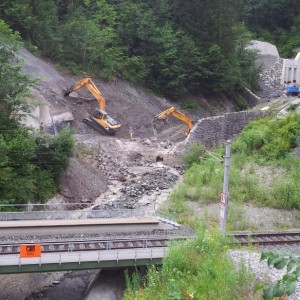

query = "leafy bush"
34;126;75;183
232;114;300;161
124;229;254;300
287;104;299;112
0;126;75;206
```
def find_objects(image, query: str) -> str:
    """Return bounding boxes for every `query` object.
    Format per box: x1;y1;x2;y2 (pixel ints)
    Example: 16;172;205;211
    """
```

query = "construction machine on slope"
64;77;121;135
153;107;193;136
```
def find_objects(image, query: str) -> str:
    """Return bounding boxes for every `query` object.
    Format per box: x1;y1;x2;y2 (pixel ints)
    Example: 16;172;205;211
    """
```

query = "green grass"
171;114;300;210
124;229;256;300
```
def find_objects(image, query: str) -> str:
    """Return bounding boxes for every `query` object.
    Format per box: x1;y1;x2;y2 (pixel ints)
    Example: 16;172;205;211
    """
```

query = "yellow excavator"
64;77;121;135
153;107;193;136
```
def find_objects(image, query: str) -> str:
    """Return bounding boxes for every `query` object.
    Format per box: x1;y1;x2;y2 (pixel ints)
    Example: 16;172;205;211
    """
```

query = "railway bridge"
0;204;193;274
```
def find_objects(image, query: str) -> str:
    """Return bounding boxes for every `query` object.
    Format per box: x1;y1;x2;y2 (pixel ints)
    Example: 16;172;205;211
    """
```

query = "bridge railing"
0;247;167;271
0;203;156;221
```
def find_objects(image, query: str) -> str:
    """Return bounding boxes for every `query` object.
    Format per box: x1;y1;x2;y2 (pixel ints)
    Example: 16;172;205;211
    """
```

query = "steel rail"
0;236;192;255
231;231;300;245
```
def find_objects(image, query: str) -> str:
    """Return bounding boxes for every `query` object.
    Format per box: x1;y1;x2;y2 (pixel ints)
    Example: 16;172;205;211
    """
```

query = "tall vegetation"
0;0;260;97
169;114;300;215
124;229;254;300
0;20;75;206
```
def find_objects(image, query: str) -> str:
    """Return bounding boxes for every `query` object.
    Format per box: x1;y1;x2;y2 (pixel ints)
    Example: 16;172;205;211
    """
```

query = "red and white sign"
220;192;226;204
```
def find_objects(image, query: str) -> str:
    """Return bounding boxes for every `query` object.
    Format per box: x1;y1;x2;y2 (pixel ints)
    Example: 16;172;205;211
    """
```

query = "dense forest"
242;0;300;58
1;1;300;97
1;1;299;98
0;0;256;98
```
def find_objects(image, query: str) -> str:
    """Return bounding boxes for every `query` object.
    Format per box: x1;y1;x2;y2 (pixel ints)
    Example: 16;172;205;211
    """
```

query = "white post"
220;140;231;233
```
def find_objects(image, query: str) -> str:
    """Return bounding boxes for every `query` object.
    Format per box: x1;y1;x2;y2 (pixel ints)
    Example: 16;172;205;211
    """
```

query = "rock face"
247;40;285;100
256;55;284;99
187;110;269;148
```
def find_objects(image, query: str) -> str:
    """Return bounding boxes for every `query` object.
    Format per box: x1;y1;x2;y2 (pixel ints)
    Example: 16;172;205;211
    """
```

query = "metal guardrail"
0;209;155;221
0;203;156;221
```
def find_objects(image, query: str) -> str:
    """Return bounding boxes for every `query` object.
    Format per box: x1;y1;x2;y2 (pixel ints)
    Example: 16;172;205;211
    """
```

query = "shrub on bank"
124;229;254;300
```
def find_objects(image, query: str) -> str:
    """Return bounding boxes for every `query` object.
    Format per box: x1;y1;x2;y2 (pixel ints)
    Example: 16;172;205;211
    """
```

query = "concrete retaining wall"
187;110;269;148
281;53;300;84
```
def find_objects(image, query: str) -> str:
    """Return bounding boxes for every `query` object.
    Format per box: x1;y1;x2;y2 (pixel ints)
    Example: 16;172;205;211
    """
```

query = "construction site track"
231;231;300;245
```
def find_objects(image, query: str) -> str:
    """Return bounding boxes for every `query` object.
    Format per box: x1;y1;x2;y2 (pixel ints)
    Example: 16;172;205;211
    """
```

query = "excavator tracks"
83;118;115;135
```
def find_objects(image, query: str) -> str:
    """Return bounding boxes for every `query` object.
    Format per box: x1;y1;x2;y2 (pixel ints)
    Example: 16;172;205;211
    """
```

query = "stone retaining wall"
187;110;269;148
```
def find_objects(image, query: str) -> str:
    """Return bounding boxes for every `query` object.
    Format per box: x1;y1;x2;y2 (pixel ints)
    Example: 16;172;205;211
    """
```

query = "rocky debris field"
256;54;284;100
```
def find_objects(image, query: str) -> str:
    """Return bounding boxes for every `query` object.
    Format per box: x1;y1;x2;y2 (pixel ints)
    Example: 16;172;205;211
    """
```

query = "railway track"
1;230;299;257
0;236;190;255
232;231;300;245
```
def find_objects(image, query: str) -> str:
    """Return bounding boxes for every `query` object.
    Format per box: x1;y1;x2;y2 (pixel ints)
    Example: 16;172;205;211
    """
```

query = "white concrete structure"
281;52;300;84
23;103;74;132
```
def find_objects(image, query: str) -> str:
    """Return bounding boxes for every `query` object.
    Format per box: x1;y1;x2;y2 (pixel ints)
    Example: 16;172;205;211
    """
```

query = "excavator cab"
92;109;107;120
83;108;120;135
91;109;119;126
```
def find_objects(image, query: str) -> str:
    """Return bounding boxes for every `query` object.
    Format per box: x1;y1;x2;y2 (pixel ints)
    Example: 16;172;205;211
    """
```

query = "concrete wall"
281;53;300;84
187;111;269;148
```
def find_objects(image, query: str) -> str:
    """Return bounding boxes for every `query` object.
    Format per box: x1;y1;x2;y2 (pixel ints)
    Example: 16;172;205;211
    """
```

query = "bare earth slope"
18;47;222;204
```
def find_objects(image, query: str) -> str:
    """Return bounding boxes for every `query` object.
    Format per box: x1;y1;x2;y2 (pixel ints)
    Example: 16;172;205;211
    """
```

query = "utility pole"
220;140;231;233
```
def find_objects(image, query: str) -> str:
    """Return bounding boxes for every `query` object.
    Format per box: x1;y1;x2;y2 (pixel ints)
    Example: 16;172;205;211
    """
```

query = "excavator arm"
154;107;192;136
64;77;106;110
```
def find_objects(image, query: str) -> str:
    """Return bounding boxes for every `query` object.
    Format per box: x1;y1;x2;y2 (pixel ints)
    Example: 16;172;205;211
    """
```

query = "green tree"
0;20;75;206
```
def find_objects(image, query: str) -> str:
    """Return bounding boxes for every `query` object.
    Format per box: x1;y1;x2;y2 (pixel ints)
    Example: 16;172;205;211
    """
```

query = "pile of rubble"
115;169;179;208
256;55;284;100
